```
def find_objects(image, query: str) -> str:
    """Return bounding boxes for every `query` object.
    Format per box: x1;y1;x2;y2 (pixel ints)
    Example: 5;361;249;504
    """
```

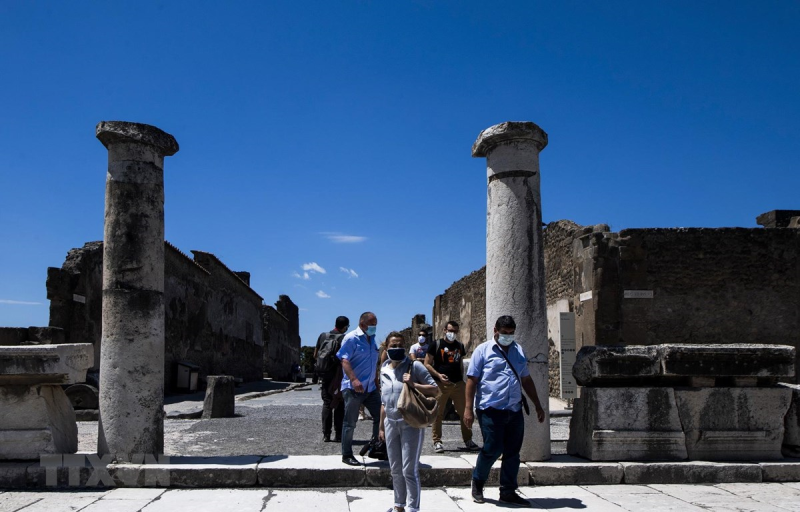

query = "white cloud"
339;267;359;278
291;271;311;280
316;290;331;299
0;299;42;305
302;262;327;274
321;232;367;244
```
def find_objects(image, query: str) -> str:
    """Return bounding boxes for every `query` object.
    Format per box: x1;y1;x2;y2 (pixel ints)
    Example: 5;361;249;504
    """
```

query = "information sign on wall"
559;312;577;400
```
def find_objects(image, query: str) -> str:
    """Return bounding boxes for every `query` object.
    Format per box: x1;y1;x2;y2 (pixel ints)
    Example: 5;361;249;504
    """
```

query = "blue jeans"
472;407;524;494
341;388;382;458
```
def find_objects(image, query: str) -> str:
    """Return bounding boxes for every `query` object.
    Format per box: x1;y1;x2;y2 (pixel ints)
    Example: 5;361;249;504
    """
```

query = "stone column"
472;121;550;461
96;121;179;461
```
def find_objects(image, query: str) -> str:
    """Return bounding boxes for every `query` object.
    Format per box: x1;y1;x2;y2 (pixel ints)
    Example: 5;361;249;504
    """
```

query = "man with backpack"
314;315;349;442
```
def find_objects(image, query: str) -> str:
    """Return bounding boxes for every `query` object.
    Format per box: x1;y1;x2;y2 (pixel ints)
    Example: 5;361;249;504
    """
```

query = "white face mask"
418;336;426;344
497;334;515;346
445;332;456;342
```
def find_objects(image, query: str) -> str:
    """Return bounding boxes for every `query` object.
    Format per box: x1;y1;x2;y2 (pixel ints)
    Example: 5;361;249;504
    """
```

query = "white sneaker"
434;442;445;453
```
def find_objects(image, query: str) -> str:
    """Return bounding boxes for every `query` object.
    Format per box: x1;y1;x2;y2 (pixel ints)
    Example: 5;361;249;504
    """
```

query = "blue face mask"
366;325;377;337
387;347;406;361
497;334;515;346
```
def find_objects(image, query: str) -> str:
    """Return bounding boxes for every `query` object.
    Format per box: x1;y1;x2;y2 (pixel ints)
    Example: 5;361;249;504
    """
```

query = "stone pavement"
4;482;800;511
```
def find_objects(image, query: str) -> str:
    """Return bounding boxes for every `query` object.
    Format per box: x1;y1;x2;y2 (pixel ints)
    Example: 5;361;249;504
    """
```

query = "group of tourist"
314;312;545;510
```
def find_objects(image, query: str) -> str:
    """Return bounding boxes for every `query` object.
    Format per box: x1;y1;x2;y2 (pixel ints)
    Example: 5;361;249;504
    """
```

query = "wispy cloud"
321;232;367;244
339;267;359;278
0;299;42;306
302;262;326;274
316;290;331;299
291;271;311;280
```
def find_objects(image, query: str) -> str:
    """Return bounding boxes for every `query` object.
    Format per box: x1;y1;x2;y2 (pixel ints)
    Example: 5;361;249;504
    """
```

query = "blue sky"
1;2;799;346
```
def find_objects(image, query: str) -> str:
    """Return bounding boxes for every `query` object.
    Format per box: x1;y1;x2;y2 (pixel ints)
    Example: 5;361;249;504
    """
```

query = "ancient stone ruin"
0;343;93;459
567;344;796;461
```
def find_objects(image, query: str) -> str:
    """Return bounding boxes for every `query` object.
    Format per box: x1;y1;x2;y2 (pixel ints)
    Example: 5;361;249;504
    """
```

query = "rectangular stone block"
674;387;792;460
526;455;623;485
459;453;529;487
0;462;33;489
0;385;77;460
257;455;365;487
366;456;474;487
660;344;795;378
759;461;800;482
572;345;660;386
0;343;94;385
110;456;259;488
622;461;762;484
779;383;800;457
567;387;687;461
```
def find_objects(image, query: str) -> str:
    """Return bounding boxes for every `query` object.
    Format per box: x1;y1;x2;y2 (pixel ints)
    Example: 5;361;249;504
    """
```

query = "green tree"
300;346;316;374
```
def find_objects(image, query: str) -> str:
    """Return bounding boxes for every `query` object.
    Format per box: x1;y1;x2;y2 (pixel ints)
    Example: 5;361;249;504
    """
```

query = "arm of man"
424;352;447;382
463;375;478;429
408;345;418;362
341;358;363;393
521;375;545;423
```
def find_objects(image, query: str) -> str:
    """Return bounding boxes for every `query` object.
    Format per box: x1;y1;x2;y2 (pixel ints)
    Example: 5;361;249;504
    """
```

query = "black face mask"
387;348;406;361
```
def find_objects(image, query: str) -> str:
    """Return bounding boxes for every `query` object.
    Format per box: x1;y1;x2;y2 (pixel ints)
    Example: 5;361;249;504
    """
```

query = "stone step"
1;454;798;490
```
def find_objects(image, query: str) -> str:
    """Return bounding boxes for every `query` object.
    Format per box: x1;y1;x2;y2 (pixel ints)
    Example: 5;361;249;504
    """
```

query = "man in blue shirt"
464;315;545;507
336;311;381;466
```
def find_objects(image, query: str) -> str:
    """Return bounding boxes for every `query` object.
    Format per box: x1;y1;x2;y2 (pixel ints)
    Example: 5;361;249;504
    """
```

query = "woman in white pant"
379;332;438;512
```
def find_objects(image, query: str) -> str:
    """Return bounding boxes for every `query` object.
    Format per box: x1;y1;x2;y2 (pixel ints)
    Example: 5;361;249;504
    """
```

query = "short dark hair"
335;316;349;330
385;331;407;348
446;320;459;329
359;311;375;324
495;315;516;330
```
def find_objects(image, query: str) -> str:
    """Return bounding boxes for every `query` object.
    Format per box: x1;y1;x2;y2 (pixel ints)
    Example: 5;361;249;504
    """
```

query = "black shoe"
334;434;341;442
342;456;361;466
499;492;531;507
471;479;485;503
323;434;331;442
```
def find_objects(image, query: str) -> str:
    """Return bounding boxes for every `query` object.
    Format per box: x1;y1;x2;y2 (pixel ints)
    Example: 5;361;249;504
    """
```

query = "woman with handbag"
378;331;438;512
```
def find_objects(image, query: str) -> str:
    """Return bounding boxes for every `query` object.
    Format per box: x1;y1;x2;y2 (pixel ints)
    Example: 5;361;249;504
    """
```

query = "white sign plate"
559;312;577;400
624;290;654;299
579;291;593;302
73;294;86;304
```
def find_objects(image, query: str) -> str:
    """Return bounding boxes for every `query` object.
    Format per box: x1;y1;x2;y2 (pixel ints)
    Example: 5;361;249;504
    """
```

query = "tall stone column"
96;121;179;461
472;121;550;461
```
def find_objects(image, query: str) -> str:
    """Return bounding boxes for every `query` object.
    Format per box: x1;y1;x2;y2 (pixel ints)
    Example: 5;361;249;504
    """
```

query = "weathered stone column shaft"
96;121;178;462
473;121;551;461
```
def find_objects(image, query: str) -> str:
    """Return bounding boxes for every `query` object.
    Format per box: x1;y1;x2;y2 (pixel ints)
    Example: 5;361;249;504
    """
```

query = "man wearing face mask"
463;315;545;507
337;311;382;466
424;320;479;453
408;326;431;362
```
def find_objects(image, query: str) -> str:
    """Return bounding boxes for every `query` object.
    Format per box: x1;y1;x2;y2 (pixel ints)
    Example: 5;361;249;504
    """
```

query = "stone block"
366;456;474;487
526;455;623;485
779;383;800;457
759;461;800;482
567;387;687;461
66;383;99;410
572;345;660;386
0;343;94;385
660;344;795;379
0;385;77;459
674;387;792;460
27;327;66;345
202;375;235;419
459;454;530;487
0;328;28;346
257;455;365;487
622;461;762;484
0;462;33;489
110;456;259;488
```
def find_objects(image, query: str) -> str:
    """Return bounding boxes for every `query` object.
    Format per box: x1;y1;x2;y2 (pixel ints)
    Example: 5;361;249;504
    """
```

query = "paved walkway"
4;482;800;511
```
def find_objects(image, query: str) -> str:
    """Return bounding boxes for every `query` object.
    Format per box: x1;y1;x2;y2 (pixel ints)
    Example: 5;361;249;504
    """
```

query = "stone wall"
46;241;298;389
433;267;486;355
263;295;301;381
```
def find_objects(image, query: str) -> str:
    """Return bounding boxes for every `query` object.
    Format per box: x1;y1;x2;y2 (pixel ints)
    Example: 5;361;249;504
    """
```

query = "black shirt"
426;338;466;382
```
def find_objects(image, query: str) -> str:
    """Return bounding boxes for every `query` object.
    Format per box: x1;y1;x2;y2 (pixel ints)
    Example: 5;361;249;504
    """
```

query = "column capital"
472;121;548;157
96;121;179;156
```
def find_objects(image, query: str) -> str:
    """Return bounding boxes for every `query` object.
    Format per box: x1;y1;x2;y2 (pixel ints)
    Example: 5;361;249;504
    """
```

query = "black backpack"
315;332;343;374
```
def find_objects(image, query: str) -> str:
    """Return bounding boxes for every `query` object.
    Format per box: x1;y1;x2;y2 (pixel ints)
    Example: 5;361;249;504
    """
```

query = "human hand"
439;374;449;382
463;407;474;429
402;373;414;388
352;379;364;394
536;406;545;423
379;429;385;442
